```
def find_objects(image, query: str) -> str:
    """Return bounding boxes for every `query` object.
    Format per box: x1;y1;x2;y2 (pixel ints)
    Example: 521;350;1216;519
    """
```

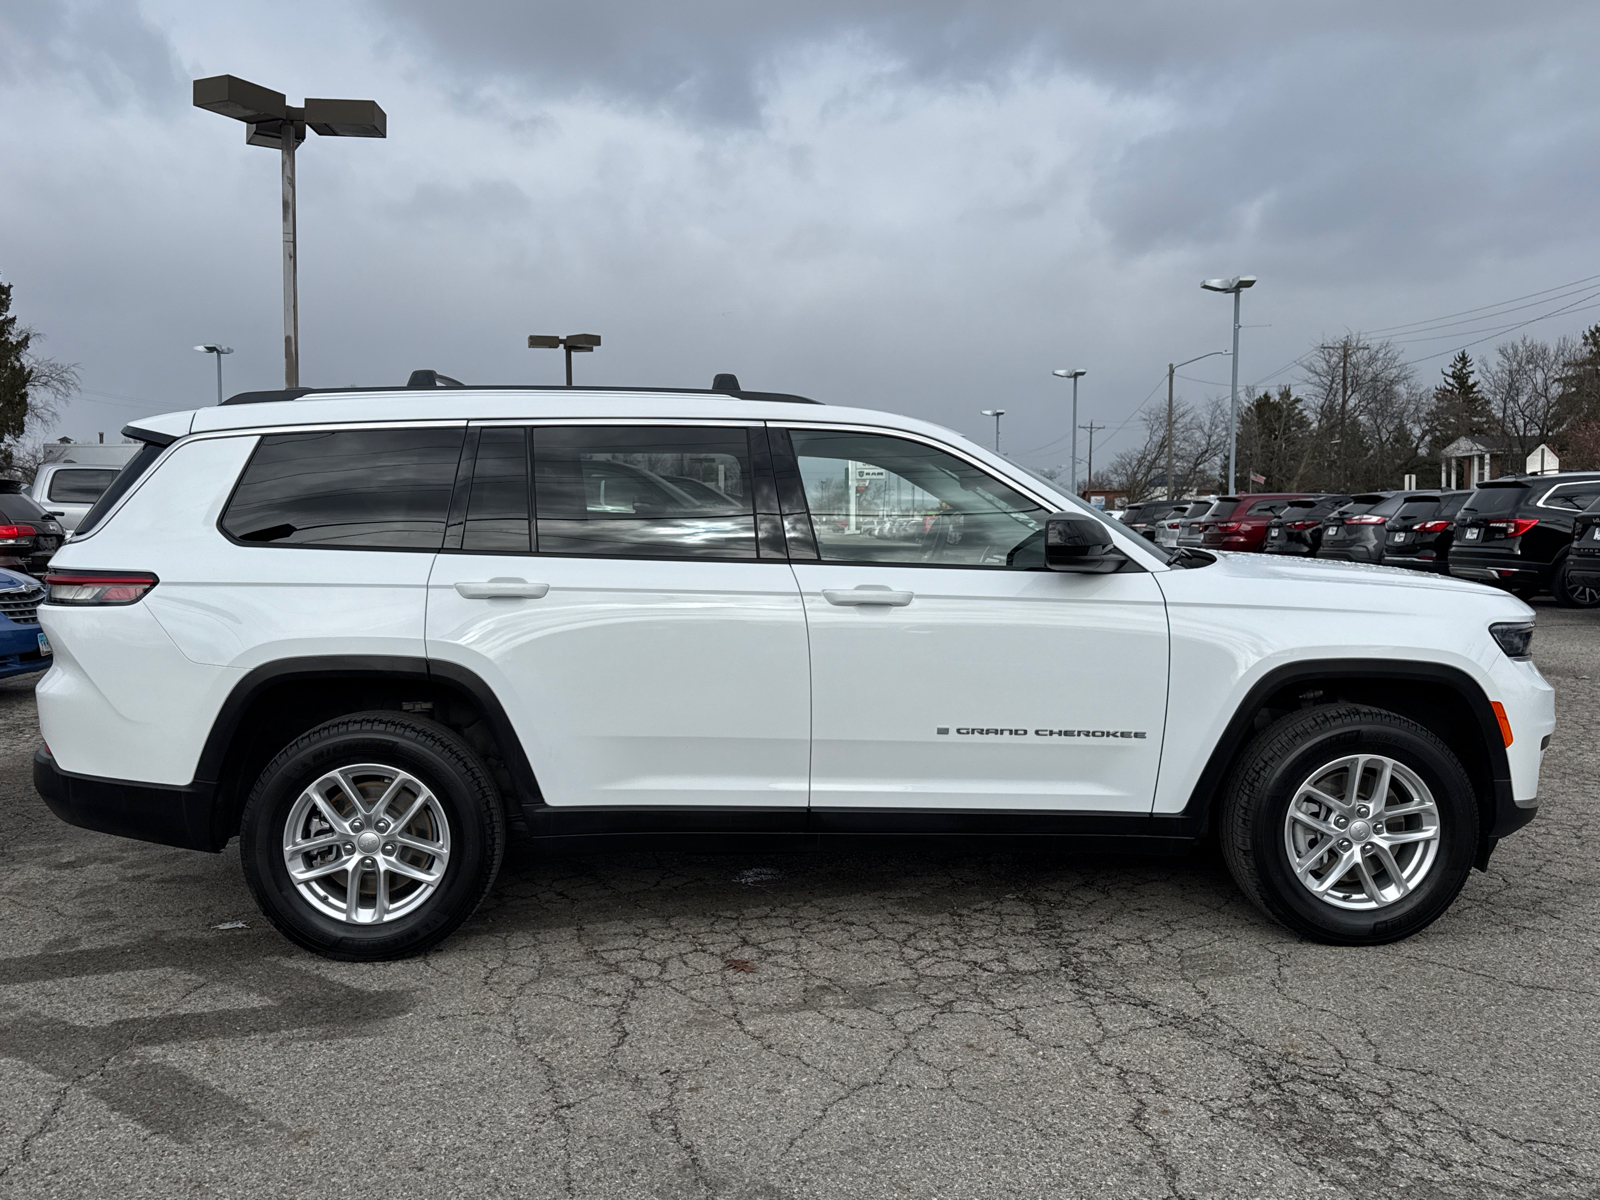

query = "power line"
1362;271;1600;336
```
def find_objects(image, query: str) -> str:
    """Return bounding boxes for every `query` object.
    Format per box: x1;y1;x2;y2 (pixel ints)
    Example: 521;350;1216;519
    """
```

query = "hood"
0;567;40;591
1203;550;1495;596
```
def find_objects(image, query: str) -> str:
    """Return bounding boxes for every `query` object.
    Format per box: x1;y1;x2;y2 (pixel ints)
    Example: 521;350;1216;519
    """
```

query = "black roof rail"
221;379;822;405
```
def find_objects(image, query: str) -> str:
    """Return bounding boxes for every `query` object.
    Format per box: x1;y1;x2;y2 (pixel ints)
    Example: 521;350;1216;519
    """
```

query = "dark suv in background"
1262;495;1351;557
0;484;65;579
1313;493;1396;562
1199;494;1313;553
1381;491;1470;573
1564;494;1600;603
1450;474;1600;605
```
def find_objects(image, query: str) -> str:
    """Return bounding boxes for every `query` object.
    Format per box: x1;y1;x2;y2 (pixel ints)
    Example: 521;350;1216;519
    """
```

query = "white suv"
32;379;1555;960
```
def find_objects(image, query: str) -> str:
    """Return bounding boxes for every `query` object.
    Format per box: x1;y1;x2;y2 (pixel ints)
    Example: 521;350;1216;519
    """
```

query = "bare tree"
1483;335;1570;459
1299;337;1423;491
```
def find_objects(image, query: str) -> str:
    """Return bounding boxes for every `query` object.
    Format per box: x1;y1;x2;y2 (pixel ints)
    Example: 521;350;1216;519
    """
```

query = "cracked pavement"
1;604;1596;1199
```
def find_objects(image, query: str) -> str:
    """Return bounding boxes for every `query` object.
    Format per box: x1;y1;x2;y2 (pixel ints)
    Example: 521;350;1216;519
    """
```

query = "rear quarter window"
221;427;465;550
1462;485;1530;516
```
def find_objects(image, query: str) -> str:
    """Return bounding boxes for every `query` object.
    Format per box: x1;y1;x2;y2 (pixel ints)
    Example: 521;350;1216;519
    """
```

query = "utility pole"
1051;369;1087;491
1321;338;1356;491
1079;421;1106;493
1164;351;1230;502
981;409;1006;454
1201;277;1256;494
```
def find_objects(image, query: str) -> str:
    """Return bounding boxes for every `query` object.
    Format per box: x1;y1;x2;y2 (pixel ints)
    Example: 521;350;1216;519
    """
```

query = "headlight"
1489;621;1534;660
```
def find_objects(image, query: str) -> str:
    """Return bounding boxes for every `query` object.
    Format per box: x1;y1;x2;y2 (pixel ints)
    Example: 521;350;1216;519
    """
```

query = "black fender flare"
1183;658;1526;856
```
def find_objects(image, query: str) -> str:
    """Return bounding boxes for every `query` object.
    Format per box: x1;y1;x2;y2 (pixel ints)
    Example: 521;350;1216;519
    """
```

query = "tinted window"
1393;496;1442;522
1539;482;1600;512
463;427;530;553
1338;495;1388;517
789;429;1048;567
222;427;464;550
1438;493;1469;517
0;492;51;523
1244;499;1292;517
1462;485;1530;516
533;426;756;559
47;468;120;503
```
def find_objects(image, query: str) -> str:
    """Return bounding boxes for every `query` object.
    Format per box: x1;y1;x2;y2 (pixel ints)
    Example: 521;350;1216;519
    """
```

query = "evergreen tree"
0;280;33;446
1424;349;1495;449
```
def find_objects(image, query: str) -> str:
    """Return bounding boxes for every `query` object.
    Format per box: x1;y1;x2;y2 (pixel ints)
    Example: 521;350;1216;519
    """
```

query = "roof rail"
221;376;822;405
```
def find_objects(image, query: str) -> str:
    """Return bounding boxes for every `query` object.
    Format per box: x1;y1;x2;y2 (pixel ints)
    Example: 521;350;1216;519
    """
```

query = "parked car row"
1113;473;1600;607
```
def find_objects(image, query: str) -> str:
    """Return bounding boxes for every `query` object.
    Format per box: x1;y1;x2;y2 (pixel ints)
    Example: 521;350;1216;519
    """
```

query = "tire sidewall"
241;724;496;958
1245;719;1478;943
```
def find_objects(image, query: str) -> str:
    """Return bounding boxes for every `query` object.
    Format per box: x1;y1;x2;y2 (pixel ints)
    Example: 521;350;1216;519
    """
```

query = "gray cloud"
0;0;184;111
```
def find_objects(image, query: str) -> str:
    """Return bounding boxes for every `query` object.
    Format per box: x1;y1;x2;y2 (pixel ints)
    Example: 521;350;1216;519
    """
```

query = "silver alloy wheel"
1283;753;1440;911
282;763;452;925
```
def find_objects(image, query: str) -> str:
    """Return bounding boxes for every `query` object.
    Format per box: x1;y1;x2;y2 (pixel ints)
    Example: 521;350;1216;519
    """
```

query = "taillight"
1345;515;1386;525
1289;520;1320;530
44;570;159;606
1415;520;1451;533
1216;522;1240;532
0;523;37;544
1487;518;1539;537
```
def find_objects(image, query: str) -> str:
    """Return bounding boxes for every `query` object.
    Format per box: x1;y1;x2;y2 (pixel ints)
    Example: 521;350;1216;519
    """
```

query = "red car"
1200;493;1317;553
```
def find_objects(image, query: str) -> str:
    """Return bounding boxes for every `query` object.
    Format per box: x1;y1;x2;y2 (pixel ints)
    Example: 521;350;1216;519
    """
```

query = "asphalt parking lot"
1;606;1596;1200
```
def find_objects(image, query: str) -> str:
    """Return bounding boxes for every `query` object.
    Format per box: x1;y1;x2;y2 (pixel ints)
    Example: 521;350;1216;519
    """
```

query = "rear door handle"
454;580;550;600
822;587;914;607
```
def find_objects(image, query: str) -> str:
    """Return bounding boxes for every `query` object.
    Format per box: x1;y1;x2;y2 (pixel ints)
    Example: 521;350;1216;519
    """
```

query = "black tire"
1551;562;1600;608
1220;704;1479;945
240;713;506;961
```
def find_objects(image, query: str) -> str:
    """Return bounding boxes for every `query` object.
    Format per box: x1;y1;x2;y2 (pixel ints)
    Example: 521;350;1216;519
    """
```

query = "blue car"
0;567;50;680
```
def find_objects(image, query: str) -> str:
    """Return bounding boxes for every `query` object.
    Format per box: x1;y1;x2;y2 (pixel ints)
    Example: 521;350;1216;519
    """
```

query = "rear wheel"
1552;562;1600;608
1221;705;1478;944
240;713;505;961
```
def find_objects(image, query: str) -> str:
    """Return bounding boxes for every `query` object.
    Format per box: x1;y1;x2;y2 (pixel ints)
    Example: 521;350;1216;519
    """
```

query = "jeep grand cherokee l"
33;378;1555;960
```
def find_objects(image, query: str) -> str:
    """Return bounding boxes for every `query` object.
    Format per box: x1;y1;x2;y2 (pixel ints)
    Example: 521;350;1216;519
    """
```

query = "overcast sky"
4;0;1600;469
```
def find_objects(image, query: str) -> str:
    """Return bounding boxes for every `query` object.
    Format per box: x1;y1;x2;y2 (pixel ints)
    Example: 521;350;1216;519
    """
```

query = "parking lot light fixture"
193;75;387;390
1052;369;1087;493
193;344;233;404
1200;276;1257;494
528;334;603;385
1165;350;1230;500
981;409;1006;453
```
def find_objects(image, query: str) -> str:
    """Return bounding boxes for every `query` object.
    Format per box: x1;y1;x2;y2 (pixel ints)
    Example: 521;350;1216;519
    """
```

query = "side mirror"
1044;513;1127;573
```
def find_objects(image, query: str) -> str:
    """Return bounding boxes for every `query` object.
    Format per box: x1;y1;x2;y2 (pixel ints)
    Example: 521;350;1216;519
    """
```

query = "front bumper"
0;623;49;680
33;745;222;852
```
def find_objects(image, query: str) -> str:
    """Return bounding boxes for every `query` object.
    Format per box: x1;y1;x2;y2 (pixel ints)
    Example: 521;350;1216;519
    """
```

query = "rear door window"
221;427;465;550
1537;481;1600;512
532;426;760;559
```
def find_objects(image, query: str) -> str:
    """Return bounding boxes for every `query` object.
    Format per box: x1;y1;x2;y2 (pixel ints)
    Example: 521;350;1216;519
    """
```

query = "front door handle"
822;587;914;607
454;579;550;600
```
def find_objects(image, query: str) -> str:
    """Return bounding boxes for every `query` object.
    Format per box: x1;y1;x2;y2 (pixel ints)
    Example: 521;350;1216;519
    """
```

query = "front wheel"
1220;705;1479;944
1552;563;1600;608
240;713;506;961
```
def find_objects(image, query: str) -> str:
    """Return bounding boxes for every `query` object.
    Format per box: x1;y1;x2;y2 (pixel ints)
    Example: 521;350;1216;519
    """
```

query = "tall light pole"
528;334;603;385
1165;350;1231;500
193;344;233;404
981;409;1006;453
194;76;387;389
1052;369;1086;493
1201;276;1256;494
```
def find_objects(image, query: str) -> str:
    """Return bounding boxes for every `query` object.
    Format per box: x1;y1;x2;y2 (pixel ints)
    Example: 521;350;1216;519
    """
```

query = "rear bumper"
33;745;223;852
1381;554;1446;572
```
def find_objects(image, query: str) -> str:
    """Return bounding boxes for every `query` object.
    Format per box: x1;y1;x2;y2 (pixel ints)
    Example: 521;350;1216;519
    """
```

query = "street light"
980;409;1006;454
193;75;387;389
1051;369;1086;493
528;334;603;385
1165;350;1230;500
1200;275;1256;493
193;344;234;404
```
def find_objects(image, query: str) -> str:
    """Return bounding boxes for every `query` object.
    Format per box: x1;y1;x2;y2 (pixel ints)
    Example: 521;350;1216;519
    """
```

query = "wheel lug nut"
1373;823;1385;835
1356;806;1370;818
350;819;364;832
362;857;376;869
376;820;389;833
1338;838;1353;851
382;843;396;856
1334;816;1349;829
343;842;356;854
